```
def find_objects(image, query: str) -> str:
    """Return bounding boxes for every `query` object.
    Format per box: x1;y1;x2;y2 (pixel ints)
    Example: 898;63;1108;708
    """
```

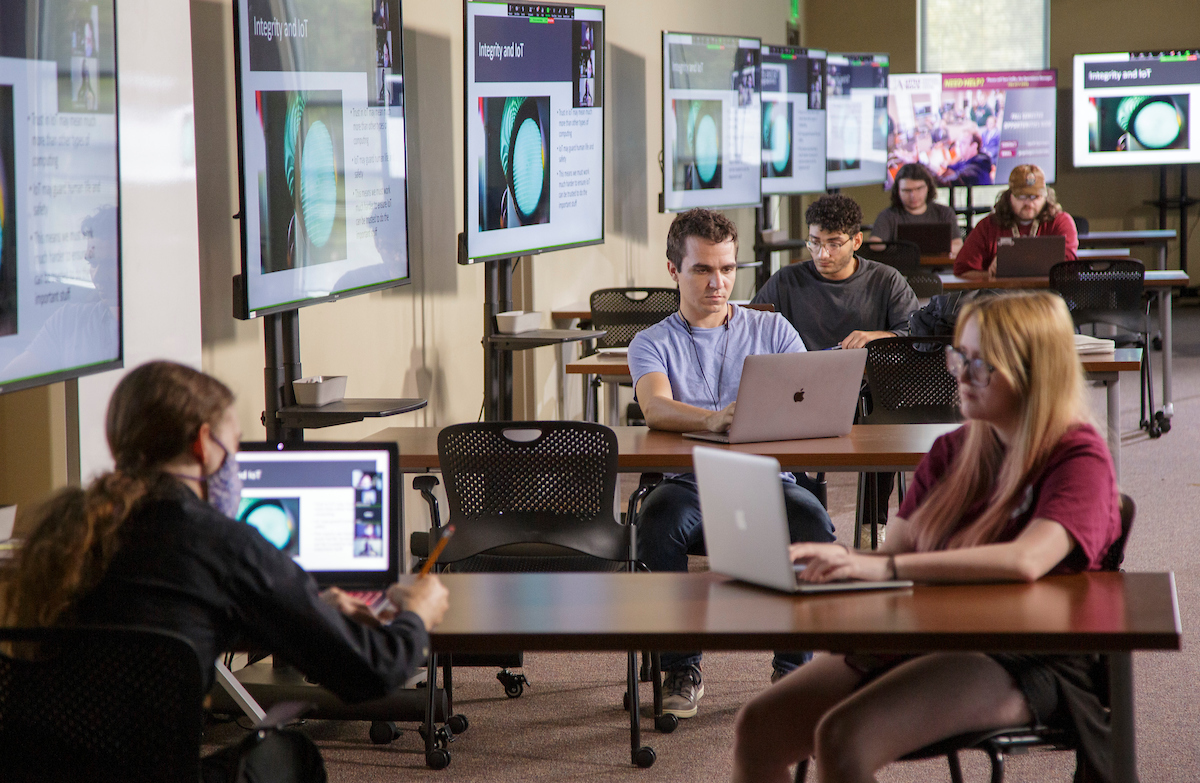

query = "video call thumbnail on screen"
234;0;412;318
463;2;605;263
0;0;122;394
662;32;762;211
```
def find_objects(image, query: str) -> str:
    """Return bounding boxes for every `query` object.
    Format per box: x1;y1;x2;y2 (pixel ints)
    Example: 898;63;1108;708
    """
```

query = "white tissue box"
495;310;541;334
292;376;347;407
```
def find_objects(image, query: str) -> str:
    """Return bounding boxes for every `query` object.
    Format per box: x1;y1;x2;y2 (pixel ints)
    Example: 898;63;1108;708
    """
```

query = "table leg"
583;373;597;422
607;379;620;426
1109;652;1139;783
1159;289;1173;418
1158;241;1166;271
215;660;267;722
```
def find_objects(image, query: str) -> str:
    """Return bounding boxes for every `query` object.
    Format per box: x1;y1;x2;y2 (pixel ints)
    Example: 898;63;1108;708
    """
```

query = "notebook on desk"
683;349;866;444
236;441;402;611
694;447;913;594
995;235;1066;277
896;223;954;255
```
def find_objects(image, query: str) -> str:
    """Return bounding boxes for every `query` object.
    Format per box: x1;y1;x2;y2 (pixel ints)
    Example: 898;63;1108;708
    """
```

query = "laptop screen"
235;442;401;588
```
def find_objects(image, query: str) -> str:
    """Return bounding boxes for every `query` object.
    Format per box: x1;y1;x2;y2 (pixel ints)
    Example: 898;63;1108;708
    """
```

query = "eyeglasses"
945;345;995;388
1012;193;1044;202
805;237;854;256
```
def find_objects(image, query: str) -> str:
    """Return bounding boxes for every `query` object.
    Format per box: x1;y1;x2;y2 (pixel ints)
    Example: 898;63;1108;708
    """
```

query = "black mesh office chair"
412;421;658;769
1073;215;1090;236
0;626;204;783
587;288;680;423
1049;258;1166;437
905;271;944;300
858;335;962;549
796;494;1136;783
856;239;923;276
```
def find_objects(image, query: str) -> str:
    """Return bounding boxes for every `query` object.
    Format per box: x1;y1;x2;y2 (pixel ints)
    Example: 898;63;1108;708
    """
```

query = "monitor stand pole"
262;309;305;444
483;257;516;421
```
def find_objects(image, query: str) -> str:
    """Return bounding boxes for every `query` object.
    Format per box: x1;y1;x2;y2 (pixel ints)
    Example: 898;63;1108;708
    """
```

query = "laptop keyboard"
346;590;386;608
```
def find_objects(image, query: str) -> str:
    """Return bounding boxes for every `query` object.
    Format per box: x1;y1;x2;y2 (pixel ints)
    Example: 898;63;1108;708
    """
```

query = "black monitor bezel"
460;0;607;265
230;0;413;319
660;29;764;212
236;440;403;586
0;0;125;395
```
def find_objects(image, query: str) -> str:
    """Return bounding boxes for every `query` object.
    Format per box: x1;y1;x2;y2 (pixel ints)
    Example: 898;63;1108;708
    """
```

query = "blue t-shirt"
628;304;806;410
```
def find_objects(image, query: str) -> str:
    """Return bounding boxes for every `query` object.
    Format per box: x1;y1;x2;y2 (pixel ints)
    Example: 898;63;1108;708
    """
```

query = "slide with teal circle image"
672;99;723;190
479;96;551;231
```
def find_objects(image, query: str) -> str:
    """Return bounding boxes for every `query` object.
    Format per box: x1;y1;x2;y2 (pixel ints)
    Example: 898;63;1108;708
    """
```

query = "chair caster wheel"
425;749;451;770
1156;411;1171;435
654;714;678;733
447;714;469;735
369;720;400;744
633;746;656;768
498;669;528;698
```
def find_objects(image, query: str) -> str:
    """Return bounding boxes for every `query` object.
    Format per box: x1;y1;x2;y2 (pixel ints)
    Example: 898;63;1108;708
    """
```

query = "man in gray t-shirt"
753;194;919;351
627;209;835;719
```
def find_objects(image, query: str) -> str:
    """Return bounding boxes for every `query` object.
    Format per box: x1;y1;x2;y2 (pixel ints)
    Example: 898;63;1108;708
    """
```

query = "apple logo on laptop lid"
793;389;805;402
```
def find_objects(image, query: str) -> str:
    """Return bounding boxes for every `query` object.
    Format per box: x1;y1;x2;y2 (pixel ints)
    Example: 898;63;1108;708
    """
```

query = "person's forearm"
892;542;1047;583
641;396;719;432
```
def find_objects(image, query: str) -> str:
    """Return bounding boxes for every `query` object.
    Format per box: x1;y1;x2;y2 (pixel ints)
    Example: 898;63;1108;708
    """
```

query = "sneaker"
661;665;704;718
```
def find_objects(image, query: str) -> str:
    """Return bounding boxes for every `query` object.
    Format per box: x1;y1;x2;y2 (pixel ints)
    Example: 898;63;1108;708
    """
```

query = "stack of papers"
597;347;629;356
1075;334;1116;355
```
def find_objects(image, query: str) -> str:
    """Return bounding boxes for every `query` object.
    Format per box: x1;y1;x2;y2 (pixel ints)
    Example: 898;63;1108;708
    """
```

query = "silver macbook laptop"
994;234;1066;277
683;349;867;444
694;447;913;594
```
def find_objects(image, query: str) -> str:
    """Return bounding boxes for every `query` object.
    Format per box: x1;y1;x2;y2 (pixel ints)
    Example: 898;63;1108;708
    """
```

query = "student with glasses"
868;163;964;257
730;292;1121;783
953;164;1079;280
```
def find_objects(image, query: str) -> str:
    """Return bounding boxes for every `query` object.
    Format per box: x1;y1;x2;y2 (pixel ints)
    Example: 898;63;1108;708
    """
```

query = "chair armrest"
412;475;442;530
410;531;430;558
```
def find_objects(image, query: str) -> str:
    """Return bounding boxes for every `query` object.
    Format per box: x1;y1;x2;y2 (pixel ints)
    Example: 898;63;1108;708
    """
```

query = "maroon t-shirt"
953;211;1079;275
897;423;1120;573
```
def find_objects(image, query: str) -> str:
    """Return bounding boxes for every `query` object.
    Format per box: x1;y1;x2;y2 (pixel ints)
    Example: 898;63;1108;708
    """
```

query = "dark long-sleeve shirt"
752;258;920;351
73;484;428;703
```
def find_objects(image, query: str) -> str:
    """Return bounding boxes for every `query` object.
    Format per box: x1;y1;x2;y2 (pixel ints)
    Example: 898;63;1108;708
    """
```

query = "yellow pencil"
418;524;455;577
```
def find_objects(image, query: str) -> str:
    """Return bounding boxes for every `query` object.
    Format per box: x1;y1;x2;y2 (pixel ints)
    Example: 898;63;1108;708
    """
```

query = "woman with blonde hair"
731;292;1122;783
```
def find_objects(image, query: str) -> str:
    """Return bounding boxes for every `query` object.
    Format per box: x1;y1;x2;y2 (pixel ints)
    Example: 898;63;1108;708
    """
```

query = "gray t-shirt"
870;203;963;241
752;257;919;351
628;304;805;411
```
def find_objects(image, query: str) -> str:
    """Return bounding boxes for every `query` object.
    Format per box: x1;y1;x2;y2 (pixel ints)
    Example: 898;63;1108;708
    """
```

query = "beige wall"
0;384;68;513
191;0;790;439
804;0;1200;276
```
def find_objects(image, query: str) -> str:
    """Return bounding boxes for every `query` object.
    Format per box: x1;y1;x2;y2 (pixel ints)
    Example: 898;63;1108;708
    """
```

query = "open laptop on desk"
236;441;401;609
995;234;1066;277
896;223;954;255
694;447;913;594
683;349;866;444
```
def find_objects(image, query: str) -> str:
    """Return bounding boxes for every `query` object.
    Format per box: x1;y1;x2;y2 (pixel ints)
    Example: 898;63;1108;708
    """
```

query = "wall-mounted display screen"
662;31;761;211
1074;51;1200;168
825;52;888;189
463;2;605;264
888;69;1057;188
760;45;826;195
233;0;411;318
0;0;122;394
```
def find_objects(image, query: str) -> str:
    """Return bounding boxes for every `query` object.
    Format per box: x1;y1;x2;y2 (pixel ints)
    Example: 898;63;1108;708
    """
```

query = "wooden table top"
1077;229;1176;245
428;571;1181;654
939;270;1189;291
361;423;960;473
565;349;1142;377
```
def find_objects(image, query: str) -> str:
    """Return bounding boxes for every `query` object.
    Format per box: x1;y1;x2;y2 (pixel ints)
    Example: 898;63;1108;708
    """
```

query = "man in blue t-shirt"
628;209;835;720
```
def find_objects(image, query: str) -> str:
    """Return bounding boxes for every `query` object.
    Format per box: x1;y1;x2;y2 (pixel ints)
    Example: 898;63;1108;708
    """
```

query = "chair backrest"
856;239;922;276
0;626;203;783
1048;258;1146;333
862;336;962;425
434;421;627;563
1102;494;1136;573
588;288;679;349
905;271;944;300
1073;215;1090;236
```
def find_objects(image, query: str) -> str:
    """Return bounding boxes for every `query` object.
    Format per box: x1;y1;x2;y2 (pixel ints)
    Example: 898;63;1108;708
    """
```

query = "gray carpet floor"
204;300;1200;782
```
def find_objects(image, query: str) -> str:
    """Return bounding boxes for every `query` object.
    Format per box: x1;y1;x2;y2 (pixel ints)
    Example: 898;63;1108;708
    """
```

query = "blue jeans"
636;474;836;674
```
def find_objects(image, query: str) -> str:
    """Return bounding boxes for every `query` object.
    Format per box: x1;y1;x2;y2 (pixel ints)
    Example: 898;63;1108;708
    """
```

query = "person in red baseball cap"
952;164;1079;279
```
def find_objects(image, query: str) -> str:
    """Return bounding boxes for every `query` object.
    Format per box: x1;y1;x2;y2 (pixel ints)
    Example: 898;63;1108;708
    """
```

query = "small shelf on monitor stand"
276;398;428;430
488;328;604;351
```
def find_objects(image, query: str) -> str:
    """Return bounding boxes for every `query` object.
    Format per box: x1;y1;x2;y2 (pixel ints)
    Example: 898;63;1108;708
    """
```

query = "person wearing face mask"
0;361;449;719
953;164;1078;279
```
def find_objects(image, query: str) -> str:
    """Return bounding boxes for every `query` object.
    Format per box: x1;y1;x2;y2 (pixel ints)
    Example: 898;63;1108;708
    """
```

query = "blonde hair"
909;292;1091;551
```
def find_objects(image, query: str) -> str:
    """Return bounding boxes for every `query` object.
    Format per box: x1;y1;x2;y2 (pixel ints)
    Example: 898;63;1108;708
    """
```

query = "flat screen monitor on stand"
462;2;608;421
230;0;424;441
